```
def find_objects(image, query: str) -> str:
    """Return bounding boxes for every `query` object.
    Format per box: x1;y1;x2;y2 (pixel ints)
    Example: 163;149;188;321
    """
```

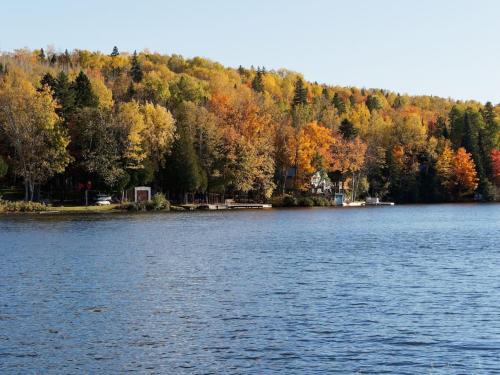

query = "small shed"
334;193;344;206
128;186;151;203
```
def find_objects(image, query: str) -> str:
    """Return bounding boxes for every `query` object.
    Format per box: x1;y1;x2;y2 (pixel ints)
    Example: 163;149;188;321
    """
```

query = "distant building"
310;171;332;195
127;186;151;202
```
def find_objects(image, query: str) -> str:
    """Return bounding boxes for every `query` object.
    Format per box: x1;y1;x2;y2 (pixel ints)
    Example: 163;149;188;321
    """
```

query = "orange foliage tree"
295;122;334;190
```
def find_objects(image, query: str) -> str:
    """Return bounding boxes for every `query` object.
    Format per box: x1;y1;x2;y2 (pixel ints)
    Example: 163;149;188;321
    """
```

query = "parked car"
95;193;112;206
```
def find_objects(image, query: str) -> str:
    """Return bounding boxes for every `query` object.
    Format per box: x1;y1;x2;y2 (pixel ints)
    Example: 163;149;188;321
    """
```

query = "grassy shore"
47;204;122;213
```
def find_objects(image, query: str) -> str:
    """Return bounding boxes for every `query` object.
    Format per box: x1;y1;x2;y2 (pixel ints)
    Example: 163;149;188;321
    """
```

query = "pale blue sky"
1;0;499;103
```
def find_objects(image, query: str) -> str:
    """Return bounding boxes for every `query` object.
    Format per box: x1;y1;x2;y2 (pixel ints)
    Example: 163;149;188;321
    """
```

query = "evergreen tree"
321;87;330;101
49;54;57;66
130;50;143;83
461;109;484;180
434;116;449;138
449;106;464;149
110;46;119;57
292;78;308;107
393;94;404;109
251;68;264;93
366;94;382;112
55;71;77;118
40;72;76;119
163;127;204;202
39;73;57;92
332;92;346;114
480;101;500;178
339;119;358;140
61;49;72;70
38;48;46;62
72;71;98;108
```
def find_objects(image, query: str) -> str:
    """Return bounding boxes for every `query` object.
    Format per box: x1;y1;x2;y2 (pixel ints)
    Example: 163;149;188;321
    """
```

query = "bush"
150;193;170;210
0;199;48;213
311;196;331;206
121;193;171;212
297;197;314;207
282;195;298;207
121;202;146;212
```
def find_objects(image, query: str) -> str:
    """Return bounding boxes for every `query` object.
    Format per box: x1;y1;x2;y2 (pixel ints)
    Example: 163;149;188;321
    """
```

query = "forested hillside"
0;47;499;203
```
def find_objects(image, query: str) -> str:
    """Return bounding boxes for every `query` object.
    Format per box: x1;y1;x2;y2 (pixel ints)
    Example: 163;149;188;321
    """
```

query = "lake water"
1;204;499;374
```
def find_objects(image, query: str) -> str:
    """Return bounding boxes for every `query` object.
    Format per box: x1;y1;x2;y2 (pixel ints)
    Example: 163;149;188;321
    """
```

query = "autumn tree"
295;122;334;190
73;107;126;189
141;102;176;171
0;72;71;200
116;101;146;169
452;147;478;197
437;145;478;199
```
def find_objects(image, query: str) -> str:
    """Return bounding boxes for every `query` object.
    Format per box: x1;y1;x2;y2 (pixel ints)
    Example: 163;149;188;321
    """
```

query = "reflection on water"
1;204;499;373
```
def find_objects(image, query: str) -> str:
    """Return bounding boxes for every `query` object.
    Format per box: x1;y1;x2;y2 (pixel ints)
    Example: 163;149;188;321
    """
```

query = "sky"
1;0;499;103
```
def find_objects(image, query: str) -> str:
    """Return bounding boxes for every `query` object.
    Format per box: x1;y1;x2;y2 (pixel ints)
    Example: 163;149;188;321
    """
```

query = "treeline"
0;47;499;203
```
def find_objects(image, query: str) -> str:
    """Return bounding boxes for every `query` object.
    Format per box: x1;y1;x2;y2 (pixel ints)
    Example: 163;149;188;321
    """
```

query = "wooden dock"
198;203;272;210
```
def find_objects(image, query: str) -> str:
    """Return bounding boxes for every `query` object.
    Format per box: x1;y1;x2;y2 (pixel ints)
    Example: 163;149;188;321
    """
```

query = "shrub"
0;199;48;213
311;196;331;206
121;202;146;212
120;194;171;212
297;197;314;207
150;193;170;210
282;195;298;207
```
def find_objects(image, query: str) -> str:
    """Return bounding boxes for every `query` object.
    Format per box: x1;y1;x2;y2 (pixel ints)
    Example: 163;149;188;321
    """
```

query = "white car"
95;194;112;206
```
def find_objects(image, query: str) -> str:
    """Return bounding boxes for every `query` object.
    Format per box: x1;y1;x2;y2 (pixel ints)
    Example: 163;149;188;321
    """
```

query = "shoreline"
1;201;498;217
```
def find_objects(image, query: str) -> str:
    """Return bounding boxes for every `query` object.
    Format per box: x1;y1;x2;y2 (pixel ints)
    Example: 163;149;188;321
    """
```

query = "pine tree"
332;93;346;114
292;78;308;107
110;46;119;57
130;50;143;83
339;119;358;140
461;109;484;179
61;49;72;70
321;87;330;101
480;101;500;179
72;71;98;108
449;106;464;149
55;72;76;118
251;68;264;93
366;95;382;112
38;48;46;62
164;127;204;202
49;54;57;66
40;73;57;91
